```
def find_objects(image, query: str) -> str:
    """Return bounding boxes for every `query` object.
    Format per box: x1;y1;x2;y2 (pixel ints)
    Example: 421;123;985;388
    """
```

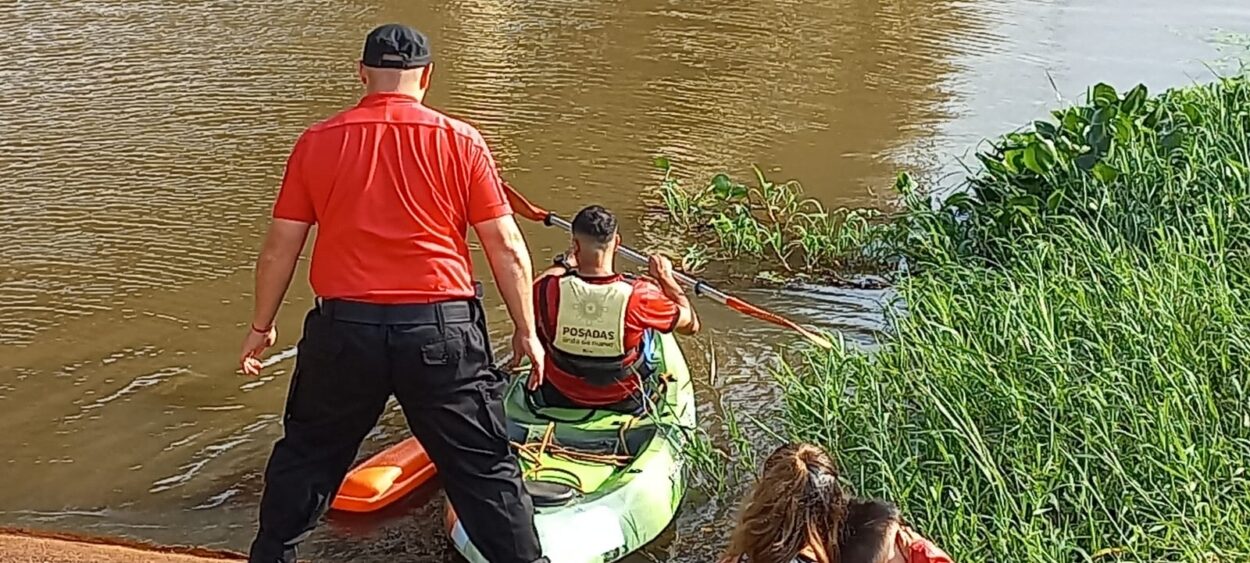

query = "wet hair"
570;205;617;246
723;443;849;563
839;499;903;563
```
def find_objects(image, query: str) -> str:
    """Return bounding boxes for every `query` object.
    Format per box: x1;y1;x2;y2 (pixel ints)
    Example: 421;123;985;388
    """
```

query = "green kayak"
446;332;696;563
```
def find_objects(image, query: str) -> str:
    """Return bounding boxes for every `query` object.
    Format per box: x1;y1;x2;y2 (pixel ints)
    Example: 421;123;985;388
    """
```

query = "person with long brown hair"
721;442;849;563
722;443;954;563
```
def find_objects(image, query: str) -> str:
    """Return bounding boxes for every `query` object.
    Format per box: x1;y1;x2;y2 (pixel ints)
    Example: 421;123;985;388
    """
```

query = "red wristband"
251;323;273;333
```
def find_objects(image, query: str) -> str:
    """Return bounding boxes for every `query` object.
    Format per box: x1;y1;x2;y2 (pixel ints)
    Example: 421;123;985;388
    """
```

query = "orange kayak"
331;437;437;512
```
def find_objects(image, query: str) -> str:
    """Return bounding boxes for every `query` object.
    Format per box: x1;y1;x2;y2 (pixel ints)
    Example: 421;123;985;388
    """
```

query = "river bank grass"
690;75;1250;561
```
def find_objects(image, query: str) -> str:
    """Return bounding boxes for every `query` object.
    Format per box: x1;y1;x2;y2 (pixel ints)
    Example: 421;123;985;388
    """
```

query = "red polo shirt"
534;273;681;405
272;93;511;303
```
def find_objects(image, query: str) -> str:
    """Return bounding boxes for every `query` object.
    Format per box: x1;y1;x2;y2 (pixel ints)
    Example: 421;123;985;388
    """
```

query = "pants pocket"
285;310;344;423
477;377;511;442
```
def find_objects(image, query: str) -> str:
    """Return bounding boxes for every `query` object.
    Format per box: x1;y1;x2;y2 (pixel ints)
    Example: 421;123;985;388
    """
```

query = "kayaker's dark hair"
839;498;902;563
571;205;617;245
722;442;848;563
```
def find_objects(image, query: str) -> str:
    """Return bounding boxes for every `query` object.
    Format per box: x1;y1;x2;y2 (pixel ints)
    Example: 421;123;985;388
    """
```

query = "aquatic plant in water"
650;161;894;283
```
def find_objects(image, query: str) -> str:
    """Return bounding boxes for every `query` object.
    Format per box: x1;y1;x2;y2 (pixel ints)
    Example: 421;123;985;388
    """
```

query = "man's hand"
648;253;701;335
240;326;278;376
508;329;546;390
648;254;680;290
242;218;309;376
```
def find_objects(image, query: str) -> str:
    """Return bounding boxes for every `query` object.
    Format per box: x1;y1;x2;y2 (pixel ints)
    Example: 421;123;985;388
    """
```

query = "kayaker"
531;205;700;413
722;442;953;563
721;442;848;563
237;24;546;563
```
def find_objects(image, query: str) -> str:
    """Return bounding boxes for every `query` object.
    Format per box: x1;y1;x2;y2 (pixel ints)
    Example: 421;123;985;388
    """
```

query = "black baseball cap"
361;24;432;69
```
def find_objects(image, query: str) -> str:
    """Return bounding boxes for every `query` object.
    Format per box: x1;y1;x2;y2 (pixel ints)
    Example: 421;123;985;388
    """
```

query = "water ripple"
148;416;276;494
0;0;361;345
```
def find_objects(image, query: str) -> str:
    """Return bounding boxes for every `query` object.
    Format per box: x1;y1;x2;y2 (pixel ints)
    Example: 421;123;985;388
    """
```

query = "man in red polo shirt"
238;24;545;563
532;206;700;413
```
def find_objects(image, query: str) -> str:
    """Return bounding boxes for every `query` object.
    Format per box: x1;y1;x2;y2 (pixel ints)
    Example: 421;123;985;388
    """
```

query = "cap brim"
362;56;431;70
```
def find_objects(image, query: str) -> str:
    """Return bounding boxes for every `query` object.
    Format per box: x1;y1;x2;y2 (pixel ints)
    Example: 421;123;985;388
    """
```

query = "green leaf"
652;155;671;170
944;192;975;213
1091;83;1119;107
1162;128;1185;152
1061;111;1085;135
1092;162;1120;183
1008;195;1040;217
1003;149;1025;174
709;174;747;201
1091;105;1118;126
1046;189;1065;213
1034;121;1059;140
1075;152;1100;171
894;171;916;194
1086;123;1112;156
1182;102;1202;125
980;154;1010;178
1023;143;1055;175
1225;155;1249;176
1112;114;1135;143
1121;84;1149;115
1039;138;1058;160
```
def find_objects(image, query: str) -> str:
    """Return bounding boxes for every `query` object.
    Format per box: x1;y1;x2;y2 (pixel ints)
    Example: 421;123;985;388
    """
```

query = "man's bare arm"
648;255;701;335
474;215;536;333
660;282;700;335
240;218;311;375
252;219;312;329
474;215;545;387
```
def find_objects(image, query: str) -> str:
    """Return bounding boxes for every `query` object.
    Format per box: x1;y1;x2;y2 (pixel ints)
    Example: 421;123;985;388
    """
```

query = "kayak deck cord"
513;441;634;469
507;372;675;480
510;372;676;489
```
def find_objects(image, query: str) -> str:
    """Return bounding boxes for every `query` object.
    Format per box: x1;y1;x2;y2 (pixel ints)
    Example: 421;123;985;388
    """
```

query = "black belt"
317;298;476;325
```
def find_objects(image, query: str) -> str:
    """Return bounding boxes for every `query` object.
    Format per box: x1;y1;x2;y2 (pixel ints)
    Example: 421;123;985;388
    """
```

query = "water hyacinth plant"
651;161;894;283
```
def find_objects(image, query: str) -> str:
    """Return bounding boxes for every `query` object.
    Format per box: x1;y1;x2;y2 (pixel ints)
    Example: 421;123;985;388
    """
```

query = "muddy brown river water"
1;1;1245;561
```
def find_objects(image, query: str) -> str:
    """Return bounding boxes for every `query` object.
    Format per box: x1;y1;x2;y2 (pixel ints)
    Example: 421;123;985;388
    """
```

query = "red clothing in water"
534;273;680;405
272;92;511;303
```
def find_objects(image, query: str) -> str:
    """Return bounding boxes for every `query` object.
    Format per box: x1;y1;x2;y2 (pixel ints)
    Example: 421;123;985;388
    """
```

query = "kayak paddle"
503;183;834;349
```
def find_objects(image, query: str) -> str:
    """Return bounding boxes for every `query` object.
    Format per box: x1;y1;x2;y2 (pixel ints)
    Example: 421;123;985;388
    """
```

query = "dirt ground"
0;528;244;563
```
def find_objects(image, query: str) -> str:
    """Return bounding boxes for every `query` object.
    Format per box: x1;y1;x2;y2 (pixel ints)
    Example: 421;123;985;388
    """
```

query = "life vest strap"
548;346;647;388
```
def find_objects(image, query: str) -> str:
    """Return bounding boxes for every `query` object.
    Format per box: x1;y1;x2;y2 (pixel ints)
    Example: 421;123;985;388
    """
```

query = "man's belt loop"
435;302;447;335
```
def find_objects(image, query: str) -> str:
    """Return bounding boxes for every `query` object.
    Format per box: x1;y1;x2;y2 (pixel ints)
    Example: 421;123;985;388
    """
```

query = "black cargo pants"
248;299;545;563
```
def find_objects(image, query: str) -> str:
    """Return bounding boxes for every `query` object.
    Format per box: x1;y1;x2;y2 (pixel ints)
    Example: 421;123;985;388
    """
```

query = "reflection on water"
0;0;1243;561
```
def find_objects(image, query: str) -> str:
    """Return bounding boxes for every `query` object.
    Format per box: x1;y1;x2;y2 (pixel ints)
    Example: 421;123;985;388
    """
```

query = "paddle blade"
502;183;550;223
725;296;833;349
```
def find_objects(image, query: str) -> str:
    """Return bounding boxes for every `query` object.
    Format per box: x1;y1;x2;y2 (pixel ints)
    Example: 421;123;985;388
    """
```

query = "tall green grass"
769;76;1250;561
780;227;1250;560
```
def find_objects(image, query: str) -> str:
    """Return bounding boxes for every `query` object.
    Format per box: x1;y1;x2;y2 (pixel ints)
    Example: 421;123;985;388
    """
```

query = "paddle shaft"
505;183;833;349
